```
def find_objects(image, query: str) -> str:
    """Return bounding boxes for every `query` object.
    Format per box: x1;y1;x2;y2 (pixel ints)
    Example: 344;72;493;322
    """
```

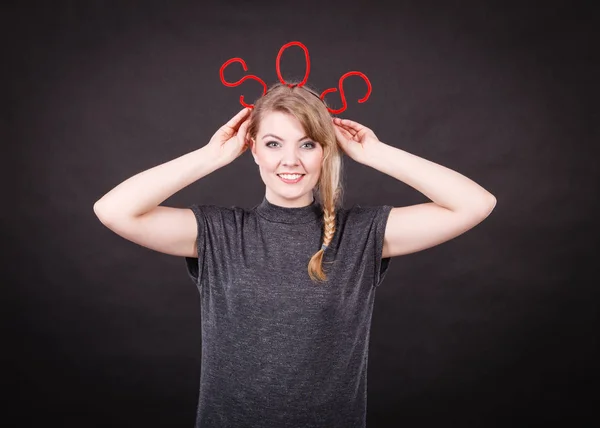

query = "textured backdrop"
3;0;598;426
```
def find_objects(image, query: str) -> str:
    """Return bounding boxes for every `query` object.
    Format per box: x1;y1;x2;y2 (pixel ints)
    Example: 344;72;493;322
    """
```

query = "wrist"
197;145;228;170
360;141;389;168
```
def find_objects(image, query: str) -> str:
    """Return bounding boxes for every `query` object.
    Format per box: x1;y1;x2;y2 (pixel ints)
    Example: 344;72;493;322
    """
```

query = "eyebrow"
262;133;311;142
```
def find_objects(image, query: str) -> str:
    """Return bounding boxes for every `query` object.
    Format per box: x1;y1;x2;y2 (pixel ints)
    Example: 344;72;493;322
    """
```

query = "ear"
249;138;259;165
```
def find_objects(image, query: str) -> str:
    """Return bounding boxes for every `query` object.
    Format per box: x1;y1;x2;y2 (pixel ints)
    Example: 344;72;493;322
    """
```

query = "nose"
280;146;301;166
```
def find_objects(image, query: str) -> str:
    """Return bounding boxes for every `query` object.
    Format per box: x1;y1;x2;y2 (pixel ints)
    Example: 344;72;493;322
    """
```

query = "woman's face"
250;111;324;208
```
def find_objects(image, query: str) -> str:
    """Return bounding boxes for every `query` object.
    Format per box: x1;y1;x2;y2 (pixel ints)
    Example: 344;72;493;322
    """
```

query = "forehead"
257;111;306;138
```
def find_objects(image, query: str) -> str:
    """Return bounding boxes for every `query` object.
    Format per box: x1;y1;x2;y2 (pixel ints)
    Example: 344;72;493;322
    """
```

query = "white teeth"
279;174;302;179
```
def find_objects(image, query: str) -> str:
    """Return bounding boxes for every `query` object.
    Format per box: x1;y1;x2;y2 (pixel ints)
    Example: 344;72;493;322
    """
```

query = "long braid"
307;204;336;283
307;120;342;283
308;188;340;283
322;205;336;249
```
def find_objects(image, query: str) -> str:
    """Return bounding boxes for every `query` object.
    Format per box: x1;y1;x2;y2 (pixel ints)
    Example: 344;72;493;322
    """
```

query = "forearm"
94;146;223;219
364;142;496;213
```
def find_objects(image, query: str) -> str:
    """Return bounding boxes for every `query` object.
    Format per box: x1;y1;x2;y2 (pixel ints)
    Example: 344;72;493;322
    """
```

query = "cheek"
256;153;277;171
310;152;324;171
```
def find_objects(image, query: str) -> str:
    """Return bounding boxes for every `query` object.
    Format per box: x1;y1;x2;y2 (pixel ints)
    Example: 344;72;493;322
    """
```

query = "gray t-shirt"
184;197;393;428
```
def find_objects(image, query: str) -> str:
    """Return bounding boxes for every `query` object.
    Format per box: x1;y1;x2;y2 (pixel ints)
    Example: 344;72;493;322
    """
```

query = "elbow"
94;200;140;226
487;193;497;210
93;200;102;215
93;200;107;224
457;192;497;218
479;194;497;218
93;200;102;216
93;200;116;225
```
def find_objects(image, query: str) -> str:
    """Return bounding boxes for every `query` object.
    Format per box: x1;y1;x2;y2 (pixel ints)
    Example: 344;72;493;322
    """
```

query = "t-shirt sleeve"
184;204;207;287
184;204;231;288
371;205;393;287
341;204;393;288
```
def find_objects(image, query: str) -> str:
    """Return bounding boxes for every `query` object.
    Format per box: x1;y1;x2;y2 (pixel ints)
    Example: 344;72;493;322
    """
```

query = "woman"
94;82;496;427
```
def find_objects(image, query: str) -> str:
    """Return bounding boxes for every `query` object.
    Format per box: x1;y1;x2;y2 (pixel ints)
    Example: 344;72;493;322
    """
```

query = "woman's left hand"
332;117;381;164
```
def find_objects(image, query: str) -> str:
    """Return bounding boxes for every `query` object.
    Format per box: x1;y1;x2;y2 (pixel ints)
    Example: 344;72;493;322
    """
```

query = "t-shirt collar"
255;196;322;224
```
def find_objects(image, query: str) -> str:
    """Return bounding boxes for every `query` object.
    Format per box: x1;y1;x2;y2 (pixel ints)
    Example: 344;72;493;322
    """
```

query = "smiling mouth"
277;174;305;183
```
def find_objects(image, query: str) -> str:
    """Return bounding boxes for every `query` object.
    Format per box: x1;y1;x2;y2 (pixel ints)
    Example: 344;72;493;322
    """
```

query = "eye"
266;141;316;148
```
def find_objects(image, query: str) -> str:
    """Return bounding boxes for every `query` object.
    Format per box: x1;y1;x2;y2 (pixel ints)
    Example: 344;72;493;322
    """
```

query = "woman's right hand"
205;107;252;166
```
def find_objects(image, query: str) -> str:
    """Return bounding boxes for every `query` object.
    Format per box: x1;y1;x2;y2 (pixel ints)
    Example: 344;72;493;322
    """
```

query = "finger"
340;118;363;130
341;123;360;137
340;127;354;141
333;119;359;137
237;119;250;144
334;123;356;139
334;118;364;132
334;124;353;142
343;126;358;138
223;107;251;133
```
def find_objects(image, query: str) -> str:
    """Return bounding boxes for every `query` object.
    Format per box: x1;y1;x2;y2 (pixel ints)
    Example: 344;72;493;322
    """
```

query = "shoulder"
189;203;252;214
332;204;392;244
336;204;393;225
188;203;254;226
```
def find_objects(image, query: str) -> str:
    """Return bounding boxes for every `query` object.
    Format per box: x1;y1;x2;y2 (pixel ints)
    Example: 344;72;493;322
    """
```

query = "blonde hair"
246;82;344;283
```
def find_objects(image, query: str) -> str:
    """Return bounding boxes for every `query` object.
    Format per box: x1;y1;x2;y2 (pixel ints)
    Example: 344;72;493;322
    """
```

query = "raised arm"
367;143;496;258
93;107;251;257
332;117;496;258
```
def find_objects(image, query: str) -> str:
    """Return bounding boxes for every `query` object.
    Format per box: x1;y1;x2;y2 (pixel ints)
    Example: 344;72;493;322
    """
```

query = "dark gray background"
3;0;598;426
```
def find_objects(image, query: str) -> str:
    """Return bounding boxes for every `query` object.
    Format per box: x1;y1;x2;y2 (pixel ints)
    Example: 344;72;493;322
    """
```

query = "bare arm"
94;146;225;219
332;117;496;259
368;143;496;258
93;147;225;257
93;108;251;257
